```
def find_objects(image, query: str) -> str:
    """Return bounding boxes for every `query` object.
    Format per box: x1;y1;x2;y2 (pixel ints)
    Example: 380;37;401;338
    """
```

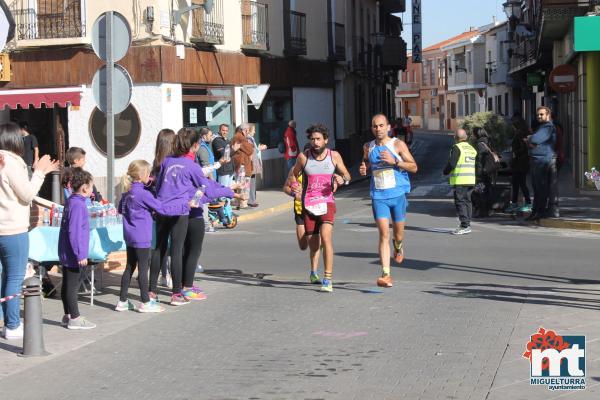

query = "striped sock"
324;271;332;281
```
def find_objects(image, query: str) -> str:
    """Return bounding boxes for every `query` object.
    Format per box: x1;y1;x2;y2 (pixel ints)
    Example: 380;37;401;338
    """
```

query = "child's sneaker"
520;203;532;213
137;301;165;313
310;272;321;284
159;273;173;289
148;291;159;304
170;293;190;306
320;279;333;293
181;288;207;301
67;317;96;330
115;299;136;312
505;203;519;213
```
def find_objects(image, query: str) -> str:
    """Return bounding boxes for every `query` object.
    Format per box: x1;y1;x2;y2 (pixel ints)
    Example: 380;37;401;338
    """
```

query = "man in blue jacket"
525;106;556;221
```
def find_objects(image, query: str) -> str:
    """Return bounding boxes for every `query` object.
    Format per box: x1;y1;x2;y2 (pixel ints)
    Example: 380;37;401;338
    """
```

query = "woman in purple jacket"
117;160;170;313
58;168;96;330
154;128;238;306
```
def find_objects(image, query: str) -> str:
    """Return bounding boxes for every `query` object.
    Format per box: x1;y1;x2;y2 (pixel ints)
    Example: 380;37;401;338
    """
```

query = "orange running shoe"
377;275;393;288
393;240;404;264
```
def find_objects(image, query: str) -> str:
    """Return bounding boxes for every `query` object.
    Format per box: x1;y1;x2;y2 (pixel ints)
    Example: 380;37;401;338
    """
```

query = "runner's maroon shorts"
303;203;336;235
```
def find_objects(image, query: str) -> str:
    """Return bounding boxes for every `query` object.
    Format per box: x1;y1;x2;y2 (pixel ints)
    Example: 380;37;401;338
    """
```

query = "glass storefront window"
182;86;234;135
248;90;292;149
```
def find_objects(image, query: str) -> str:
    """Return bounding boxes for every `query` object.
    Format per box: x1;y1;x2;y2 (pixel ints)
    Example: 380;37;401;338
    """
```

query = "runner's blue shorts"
371;195;408;222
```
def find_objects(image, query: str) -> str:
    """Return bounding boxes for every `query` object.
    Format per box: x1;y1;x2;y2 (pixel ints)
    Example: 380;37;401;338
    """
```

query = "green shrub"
459;112;512;151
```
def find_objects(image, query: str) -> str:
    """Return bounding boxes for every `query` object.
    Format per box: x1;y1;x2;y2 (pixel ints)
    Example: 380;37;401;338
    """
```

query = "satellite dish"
0;0;16;51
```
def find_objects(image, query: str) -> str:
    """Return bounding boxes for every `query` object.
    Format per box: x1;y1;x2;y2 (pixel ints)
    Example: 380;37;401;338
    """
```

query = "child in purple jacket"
58;168;96;330
117;160;169;313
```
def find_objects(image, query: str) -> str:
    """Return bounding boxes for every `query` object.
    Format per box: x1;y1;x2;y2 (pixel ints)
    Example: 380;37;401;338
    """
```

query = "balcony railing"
241;1;268;50
11;0;86;40
509;38;536;72
330;22;345;61
191;0;224;45
352;35;365;71
285;10;306;55
396;82;419;92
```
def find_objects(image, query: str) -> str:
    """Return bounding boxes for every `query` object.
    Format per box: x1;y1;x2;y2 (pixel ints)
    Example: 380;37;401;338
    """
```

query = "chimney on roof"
493;15;497;24
469;26;476;31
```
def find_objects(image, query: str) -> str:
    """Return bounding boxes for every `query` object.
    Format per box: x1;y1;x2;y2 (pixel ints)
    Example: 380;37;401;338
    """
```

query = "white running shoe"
452;226;472;235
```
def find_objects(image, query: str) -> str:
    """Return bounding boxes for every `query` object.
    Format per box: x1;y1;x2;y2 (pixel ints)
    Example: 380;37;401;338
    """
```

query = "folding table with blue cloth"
28;225;126;306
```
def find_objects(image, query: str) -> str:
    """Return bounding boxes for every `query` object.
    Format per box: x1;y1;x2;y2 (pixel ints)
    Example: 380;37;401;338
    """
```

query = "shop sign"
548;64;577;93
527;72;543;87
575;16;600;52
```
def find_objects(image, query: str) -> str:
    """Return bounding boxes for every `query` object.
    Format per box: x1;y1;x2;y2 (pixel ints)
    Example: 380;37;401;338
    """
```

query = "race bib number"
373;169;396;190
305;202;328;216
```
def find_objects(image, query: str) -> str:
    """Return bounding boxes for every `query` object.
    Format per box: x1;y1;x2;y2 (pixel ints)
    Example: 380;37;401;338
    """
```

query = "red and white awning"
0;86;83;109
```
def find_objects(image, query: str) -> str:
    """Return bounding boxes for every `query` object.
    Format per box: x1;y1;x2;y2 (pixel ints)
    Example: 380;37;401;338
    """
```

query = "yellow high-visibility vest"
449;141;477;186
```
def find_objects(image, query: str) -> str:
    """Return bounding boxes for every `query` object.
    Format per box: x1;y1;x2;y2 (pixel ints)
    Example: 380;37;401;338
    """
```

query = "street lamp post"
503;1;523;32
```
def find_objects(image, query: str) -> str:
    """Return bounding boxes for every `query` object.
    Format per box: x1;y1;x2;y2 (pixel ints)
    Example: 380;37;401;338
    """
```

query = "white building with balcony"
484;21;514;117
442;24;496;127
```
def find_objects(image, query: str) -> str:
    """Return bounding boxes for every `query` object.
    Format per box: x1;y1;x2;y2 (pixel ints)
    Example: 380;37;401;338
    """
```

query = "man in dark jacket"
212;124;238;187
525;106;556;221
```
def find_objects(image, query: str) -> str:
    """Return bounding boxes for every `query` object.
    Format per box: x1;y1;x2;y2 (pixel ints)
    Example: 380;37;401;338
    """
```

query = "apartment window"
505;93;509;116
464;93;469;115
467;51;472;73
469;93;476;115
430;60;436;85
431;98;437;116
487;97;493;111
497;95;502;115
458;94;464;117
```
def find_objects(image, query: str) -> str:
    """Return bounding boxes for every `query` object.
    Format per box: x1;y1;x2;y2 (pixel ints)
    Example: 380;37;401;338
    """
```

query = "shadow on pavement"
202;269;382;294
424;282;600;311
401;258;600;285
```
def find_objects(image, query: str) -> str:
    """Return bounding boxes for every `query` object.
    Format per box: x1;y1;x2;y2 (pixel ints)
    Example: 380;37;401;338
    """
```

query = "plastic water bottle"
42;208;50;226
224;144;231;162
191;185;206;208
88;204;97;229
237;165;246;185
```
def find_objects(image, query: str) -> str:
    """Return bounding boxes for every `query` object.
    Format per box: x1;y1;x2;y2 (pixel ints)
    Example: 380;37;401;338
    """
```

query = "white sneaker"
159;274;173;289
452;226;472;235
2;324;24;340
115;299;136;312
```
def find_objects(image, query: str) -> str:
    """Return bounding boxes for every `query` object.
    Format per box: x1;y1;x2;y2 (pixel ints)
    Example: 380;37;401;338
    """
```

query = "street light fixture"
503;1;522;21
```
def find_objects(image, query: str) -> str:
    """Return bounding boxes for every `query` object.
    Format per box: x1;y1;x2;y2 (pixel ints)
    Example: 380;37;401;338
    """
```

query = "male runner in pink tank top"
291;124;351;292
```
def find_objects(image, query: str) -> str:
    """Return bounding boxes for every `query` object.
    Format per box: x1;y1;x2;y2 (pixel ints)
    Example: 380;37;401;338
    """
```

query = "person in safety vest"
443;129;477;235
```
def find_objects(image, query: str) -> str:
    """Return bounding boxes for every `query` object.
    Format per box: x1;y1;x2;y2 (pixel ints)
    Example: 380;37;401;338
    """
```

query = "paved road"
1;132;599;400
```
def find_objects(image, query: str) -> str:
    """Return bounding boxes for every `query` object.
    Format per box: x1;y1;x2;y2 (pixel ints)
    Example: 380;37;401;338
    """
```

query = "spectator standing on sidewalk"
443;128;477;235
212;124;239;188
231;124;255;209
506;116;532;213
549;112;564;218
247;124;267;208
19;121;38;177
0;122;59;339
283;120;299;173
525;106;556;221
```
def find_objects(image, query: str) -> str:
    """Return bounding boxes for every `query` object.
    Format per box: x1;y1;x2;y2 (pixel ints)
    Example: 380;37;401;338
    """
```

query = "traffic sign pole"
106;11;115;204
